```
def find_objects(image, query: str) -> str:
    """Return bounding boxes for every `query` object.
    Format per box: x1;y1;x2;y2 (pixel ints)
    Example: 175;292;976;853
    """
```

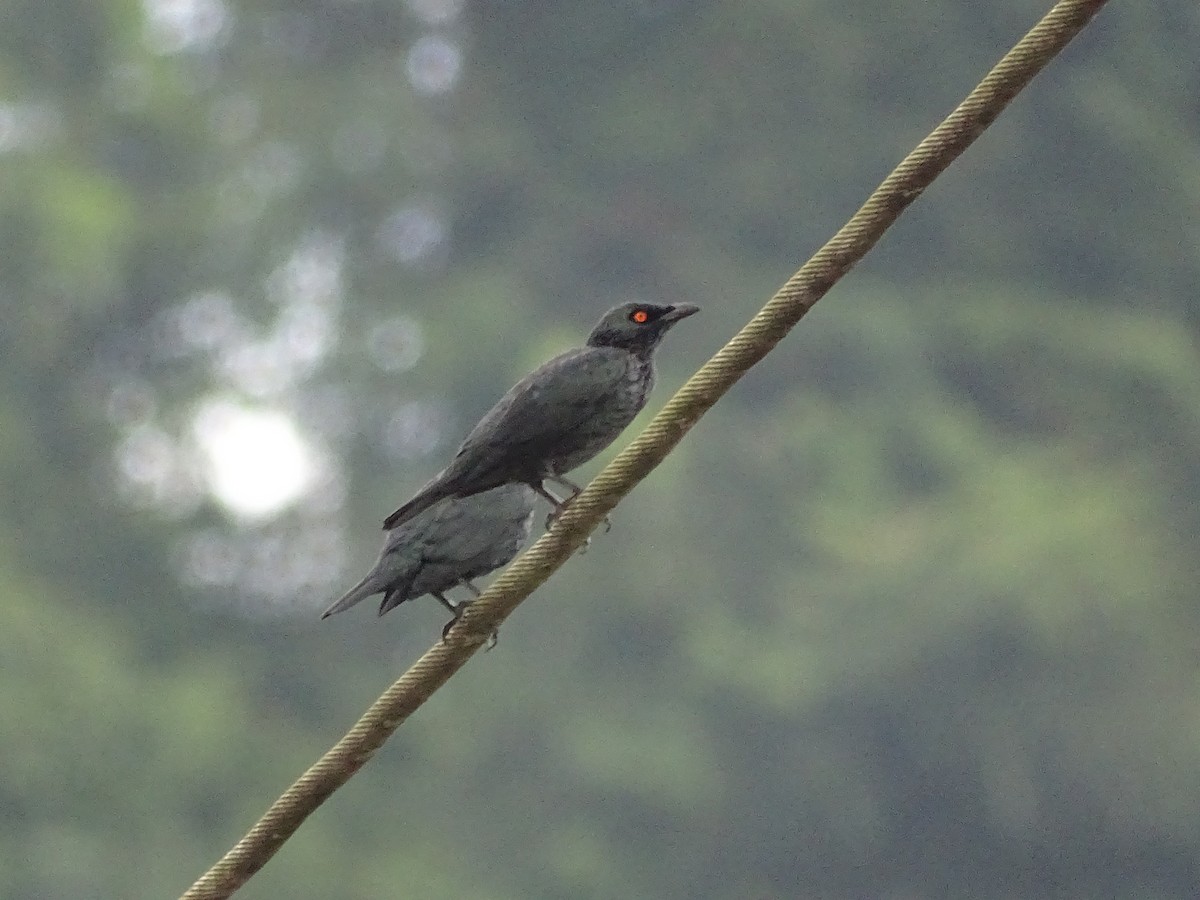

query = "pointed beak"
663;303;700;323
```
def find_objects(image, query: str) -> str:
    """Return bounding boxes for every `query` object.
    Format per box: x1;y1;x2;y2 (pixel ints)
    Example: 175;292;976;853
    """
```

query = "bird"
382;302;699;531
322;483;536;635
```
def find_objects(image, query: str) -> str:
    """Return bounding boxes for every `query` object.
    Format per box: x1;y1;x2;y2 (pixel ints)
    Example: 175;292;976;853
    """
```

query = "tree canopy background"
3;1;1199;897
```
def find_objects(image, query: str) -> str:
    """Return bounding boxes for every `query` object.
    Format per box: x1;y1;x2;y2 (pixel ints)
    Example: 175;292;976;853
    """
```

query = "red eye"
631;309;649;324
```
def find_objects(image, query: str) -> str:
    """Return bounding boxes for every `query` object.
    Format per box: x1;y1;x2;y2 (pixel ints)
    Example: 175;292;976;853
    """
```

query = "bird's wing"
410;495;477;551
415;487;523;545
382;349;627;530
448;347;628;481
415;487;534;566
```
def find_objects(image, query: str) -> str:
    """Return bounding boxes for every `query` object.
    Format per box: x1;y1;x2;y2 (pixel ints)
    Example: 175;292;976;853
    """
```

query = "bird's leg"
532;483;589;552
544;475;613;533
435;591;466;641
532;483;571;527
546;474;585;496
432;591;460;616
462;581;499;650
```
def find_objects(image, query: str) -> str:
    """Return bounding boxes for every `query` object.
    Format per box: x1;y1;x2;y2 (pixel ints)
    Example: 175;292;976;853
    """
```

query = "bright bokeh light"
367;314;424;372
192;398;322;519
406;35;462;95
0;102;61;153
143;0;229;55
376;202;447;266
404;0;464;26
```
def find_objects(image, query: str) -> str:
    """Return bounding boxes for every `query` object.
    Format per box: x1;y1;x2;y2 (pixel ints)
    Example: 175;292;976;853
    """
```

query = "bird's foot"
440;601;500;650
440;603;465;641
543;499;613;542
544;507;593;552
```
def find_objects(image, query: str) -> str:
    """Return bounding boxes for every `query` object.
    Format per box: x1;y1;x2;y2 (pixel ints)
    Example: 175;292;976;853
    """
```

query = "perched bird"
382;302;699;530
322;484;536;630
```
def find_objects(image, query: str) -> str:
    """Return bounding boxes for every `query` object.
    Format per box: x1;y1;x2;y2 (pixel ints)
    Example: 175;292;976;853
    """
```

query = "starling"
383;302;698;530
322;484;536;629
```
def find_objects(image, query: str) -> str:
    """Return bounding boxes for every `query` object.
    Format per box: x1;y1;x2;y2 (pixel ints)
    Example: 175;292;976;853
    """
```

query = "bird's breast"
624;356;655;406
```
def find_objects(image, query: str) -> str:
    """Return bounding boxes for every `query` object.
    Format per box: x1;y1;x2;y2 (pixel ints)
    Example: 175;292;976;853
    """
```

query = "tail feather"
383;467;514;530
377;587;409;617
320;575;379;619
382;480;453;530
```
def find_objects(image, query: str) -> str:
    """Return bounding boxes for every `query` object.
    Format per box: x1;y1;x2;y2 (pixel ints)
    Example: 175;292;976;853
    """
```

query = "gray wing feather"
447;347;629;481
330;485;536;618
382;348;627;529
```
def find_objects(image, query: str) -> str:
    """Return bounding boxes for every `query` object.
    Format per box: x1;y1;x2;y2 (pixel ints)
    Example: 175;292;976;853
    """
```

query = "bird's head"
585;302;699;353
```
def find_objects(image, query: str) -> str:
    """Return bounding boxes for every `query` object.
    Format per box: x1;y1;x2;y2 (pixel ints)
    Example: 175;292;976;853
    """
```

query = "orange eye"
631;309;649;324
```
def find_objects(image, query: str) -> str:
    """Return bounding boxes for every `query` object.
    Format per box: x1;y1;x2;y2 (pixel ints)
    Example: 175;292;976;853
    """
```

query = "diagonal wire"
180;1;1111;896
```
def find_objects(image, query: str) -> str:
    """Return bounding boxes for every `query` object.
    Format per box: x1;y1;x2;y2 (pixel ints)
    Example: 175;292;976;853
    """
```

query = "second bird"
323;483;536;623
383;302;699;530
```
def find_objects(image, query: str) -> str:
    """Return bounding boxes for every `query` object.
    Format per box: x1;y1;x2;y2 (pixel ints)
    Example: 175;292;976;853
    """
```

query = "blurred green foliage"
2;1;1199;898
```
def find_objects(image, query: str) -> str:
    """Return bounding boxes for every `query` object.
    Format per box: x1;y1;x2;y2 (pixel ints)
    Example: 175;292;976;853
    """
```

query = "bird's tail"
382;479;453;530
377;589;410;617
320;575;378;619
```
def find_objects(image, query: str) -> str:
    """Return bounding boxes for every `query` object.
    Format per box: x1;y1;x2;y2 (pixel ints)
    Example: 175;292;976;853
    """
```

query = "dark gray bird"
382;302;699;530
322;484;536;626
